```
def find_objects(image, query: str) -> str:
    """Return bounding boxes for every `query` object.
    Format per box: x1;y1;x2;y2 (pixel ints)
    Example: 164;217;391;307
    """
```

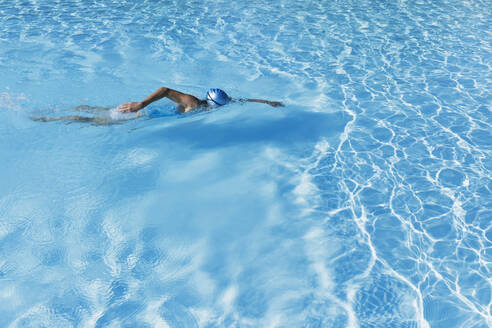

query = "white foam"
0;91;28;111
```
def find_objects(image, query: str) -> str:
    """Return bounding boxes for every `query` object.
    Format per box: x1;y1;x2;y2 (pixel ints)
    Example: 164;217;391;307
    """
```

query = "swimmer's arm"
118;87;200;113
241;98;284;107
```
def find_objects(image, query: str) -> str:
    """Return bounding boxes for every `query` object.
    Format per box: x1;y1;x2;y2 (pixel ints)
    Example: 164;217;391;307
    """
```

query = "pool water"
0;0;491;327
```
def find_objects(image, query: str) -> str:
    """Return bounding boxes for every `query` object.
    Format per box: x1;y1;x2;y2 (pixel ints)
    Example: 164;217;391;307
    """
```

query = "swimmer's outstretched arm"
118;87;200;113
241;98;284;107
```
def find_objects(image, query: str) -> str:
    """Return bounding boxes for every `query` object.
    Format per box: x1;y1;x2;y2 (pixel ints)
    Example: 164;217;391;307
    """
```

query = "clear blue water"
0;0;491;327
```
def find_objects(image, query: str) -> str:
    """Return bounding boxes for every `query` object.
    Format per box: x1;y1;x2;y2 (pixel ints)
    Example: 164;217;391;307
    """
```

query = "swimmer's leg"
70;105;111;113
31;115;102;123
31;112;141;125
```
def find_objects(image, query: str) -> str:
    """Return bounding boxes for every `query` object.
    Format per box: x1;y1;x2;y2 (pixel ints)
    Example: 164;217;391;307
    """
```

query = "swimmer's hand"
118;102;143;113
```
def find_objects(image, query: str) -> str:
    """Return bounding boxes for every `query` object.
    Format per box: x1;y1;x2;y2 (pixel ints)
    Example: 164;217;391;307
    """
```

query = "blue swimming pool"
1;0;491;327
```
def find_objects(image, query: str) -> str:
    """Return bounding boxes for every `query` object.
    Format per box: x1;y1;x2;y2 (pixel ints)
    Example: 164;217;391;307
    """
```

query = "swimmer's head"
206;88;230;107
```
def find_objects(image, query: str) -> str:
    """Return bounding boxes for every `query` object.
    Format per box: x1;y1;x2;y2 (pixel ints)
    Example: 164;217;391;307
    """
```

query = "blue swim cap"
206;88;229;107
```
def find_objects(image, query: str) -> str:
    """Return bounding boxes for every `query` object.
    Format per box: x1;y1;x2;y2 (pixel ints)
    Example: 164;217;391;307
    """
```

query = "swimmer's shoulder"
179;99;208;113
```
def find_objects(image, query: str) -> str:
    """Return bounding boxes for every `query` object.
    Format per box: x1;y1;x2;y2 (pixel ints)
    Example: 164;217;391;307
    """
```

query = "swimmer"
31;87;283;125
118;87;283;113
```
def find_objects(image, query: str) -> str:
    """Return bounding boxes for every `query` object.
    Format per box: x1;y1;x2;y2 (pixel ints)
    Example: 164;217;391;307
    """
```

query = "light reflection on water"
0;0;491;327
